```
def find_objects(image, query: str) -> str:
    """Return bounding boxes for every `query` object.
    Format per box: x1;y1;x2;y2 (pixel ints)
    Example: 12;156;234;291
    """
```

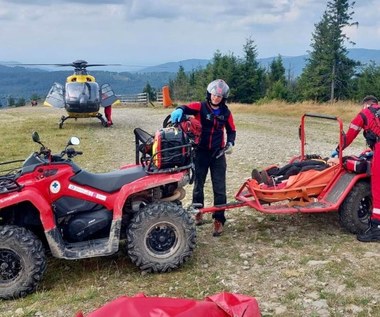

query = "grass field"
1;101;379;317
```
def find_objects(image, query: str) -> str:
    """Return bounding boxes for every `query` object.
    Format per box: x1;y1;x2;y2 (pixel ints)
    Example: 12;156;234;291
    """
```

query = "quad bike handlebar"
59;147;83;160
20;133;83;169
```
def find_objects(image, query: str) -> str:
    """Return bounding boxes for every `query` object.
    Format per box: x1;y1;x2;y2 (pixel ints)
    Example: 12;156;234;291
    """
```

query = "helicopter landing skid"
59;115;68;129
97;113;109;127
58;113;109;128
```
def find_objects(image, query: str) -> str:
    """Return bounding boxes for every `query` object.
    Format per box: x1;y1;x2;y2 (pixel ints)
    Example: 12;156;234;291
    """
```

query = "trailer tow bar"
188;201;248;215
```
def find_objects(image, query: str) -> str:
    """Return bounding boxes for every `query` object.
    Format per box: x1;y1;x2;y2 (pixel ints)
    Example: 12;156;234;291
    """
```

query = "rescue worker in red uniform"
170;79;237;236
104;104;113;127
334;95;380;242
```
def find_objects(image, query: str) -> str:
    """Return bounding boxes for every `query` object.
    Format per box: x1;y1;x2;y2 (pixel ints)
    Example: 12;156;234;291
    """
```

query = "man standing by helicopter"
43;60;120;128
104;102;113;126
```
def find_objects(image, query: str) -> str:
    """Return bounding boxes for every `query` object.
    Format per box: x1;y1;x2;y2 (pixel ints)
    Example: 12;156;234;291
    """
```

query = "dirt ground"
1;105;379;317
95;106;379;316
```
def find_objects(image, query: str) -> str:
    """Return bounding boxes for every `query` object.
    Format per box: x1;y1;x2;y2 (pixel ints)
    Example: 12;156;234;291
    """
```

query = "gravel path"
107;106;377;317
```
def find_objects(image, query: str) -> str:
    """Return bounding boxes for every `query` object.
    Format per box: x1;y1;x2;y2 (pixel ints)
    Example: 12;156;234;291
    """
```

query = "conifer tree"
235;37;265;103
265;55;288;100
352;62;380;100
143;82;156;101
298;0;358;102
169;66;190;101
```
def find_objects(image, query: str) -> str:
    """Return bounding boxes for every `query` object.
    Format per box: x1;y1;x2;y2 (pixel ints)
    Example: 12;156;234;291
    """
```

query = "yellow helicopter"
43;60;120;128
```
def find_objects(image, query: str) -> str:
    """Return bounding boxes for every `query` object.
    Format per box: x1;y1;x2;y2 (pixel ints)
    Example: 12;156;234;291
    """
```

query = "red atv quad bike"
196;113;372;234
0;125;196;300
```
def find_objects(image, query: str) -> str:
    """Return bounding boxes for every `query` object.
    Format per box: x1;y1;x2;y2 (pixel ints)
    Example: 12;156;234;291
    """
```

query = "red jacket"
179;101;236;151
343;104;380;150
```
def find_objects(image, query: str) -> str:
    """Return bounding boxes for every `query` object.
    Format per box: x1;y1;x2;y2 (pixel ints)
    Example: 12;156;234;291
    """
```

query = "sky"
1;0;380;71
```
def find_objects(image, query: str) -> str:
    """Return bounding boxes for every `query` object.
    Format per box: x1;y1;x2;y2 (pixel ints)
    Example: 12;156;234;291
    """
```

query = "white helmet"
207;79;230;99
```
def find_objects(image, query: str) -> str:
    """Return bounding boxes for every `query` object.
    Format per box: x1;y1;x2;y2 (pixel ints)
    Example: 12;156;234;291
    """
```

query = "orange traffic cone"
162;85;173;108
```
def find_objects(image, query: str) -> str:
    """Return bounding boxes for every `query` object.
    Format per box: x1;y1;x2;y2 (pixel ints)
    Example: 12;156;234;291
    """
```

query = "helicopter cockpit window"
65;82;100;102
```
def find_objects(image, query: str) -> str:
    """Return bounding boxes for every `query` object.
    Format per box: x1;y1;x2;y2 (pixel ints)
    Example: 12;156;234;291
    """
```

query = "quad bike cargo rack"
0;159;25;194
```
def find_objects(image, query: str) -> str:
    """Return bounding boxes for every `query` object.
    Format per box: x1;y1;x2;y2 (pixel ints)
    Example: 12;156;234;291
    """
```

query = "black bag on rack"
152;127;190;169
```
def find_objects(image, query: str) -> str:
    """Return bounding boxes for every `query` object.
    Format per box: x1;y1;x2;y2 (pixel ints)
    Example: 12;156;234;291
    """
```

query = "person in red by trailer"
333;95;380;242
170;79;236;236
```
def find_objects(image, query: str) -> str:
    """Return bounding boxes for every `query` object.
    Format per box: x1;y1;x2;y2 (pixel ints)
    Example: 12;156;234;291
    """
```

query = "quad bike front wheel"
339;181;372;234
126;201;196;273
0;225;47;300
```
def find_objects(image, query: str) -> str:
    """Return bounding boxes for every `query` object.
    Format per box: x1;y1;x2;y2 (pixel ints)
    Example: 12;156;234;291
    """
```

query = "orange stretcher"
247;164;340;204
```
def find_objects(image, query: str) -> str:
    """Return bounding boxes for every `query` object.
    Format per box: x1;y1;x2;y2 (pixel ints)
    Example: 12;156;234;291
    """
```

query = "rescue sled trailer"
196;113;372;234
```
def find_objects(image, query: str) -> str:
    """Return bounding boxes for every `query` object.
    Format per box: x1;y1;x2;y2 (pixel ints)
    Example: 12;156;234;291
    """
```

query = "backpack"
178;116;202;145
162;114;202;145
343;155;371;174
152;127;191;170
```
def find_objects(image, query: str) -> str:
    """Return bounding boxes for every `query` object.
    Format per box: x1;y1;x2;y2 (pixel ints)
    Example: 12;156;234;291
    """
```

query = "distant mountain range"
0;48;379;101
138;48;380;77
137;59;210;73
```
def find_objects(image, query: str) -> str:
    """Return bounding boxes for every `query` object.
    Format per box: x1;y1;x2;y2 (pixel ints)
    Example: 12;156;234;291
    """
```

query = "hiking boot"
251;169;263;183
357;220;380;242
195;212;204;226
260;170;275;186
212;220;223;237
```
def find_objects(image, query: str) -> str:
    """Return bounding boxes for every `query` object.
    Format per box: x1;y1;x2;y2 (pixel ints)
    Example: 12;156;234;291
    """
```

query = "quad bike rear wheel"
0;225;47;299
339;181;372;234
126;201;196;273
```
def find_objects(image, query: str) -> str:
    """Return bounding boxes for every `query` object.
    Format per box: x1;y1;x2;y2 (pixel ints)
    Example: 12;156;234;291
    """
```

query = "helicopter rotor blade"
86;64;122;67
8;61;121;68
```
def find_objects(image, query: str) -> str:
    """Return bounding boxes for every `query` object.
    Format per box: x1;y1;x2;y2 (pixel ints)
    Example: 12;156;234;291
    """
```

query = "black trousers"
193;148;227;224
268;160;328;180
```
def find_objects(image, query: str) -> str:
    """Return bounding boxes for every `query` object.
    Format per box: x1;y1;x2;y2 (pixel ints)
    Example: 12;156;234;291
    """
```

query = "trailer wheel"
339;181;372;234
126;201;196;273
0;226;47;300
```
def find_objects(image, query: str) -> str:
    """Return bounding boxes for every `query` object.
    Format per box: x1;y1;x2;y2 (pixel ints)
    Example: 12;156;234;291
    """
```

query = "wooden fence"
117;93;149;105
117;90;168;107
156;91;163;103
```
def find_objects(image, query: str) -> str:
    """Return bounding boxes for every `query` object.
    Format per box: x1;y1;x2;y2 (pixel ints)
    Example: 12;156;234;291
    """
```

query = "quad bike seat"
70;165;147;193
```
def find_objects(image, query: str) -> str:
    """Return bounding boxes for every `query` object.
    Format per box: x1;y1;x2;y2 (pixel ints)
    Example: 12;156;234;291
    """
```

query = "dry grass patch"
1;103;379;317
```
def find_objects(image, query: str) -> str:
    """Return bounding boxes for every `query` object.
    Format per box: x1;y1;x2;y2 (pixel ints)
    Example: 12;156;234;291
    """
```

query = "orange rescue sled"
247;164;340;204
197;113;372;235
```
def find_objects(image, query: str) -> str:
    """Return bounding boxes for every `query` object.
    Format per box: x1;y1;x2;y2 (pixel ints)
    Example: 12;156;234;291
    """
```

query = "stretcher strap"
287;187;310;207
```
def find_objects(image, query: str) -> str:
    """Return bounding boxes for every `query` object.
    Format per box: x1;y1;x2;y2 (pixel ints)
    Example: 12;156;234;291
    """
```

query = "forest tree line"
161;0;380;104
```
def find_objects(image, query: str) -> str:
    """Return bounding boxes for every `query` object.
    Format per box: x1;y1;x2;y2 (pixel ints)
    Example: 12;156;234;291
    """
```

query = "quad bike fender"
0;187;55;229
45;219;121;259
324;170;370;207
113;171;189;218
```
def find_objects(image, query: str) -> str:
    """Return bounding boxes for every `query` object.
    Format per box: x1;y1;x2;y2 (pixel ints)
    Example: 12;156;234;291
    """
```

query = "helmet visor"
207;79;229;98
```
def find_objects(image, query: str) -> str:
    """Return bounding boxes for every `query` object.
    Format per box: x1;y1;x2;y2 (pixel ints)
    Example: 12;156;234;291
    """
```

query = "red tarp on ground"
75;292;261;317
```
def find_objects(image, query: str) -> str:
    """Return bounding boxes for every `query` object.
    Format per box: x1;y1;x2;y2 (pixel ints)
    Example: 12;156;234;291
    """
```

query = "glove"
170;108;183;123
224;142;233;155
331;150;338;158
215;143;233;159
365;151;373;158
360;150;373;159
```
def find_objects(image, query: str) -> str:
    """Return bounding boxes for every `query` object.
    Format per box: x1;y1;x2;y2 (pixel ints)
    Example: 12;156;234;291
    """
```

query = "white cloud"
0;0;379;67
